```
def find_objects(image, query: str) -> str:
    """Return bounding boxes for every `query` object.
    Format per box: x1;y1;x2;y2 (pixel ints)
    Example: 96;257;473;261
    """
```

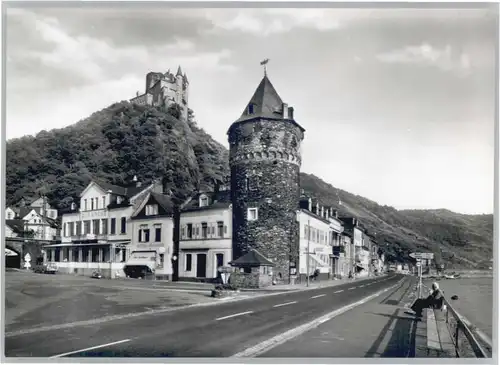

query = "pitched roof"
238;75;283;120
230;249;275;267
150;192;175;215
181;190;231;213
176;65;183;76
6;219;25;233
93;180;149;198
229;75;305;132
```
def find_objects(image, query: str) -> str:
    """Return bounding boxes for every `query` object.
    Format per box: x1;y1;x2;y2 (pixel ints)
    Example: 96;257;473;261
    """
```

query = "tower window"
248;104;254;114
247;208;258;221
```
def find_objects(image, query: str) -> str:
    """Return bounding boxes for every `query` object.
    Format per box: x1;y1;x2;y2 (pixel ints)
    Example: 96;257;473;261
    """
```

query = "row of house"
5;176;385;282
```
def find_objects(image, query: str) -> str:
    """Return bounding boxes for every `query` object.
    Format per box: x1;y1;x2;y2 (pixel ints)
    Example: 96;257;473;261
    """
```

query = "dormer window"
248;103;254;115
117;196;122;204
145;204;159;216
199;195;209;207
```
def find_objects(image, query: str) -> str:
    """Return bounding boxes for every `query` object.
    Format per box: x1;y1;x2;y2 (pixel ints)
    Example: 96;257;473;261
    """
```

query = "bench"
426;308;456;357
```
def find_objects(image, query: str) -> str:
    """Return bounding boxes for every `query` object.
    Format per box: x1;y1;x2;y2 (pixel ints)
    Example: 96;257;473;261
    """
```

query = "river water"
429;277;494;340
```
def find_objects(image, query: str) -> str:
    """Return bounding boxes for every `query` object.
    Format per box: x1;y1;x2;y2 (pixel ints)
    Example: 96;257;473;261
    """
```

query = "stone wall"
229;270;273;288
229;119;304;283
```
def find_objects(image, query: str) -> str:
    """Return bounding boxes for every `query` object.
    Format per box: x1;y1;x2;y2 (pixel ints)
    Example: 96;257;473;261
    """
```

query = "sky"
4;5;497;214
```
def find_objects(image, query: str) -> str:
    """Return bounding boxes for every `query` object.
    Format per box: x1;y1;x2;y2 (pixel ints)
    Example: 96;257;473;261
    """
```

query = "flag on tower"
260;58;270;65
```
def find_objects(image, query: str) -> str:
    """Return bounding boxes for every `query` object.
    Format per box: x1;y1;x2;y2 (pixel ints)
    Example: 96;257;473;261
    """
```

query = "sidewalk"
242;274;386;292
261;276;418;358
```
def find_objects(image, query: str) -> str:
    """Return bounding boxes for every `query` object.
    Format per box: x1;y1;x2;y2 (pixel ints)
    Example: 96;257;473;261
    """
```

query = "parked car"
91;271;103;279
33;263;58;274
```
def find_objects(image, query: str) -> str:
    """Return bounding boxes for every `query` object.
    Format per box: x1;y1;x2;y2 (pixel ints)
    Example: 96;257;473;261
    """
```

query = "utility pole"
306;219;310;287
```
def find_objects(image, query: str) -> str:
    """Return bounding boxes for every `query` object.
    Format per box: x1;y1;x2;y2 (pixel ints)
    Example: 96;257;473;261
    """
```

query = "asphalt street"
5;274;405;358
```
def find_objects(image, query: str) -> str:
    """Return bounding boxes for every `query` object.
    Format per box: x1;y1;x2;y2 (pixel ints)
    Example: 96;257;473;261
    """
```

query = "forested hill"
5;102;493;267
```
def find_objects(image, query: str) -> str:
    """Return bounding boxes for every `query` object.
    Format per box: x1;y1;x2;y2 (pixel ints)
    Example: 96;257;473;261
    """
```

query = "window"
110;218;116;235
248;104;254;114
84;199;87;211
217;221;224;237
187;224;193;239
69;222;75;236
76;221;82;236
195;226;199;236
224;225;228;234
145;204;159;216
7;212;12;219
95;198;99;210
92;219;100;235
91;198;94;211
84;220;91;234
246;178;250;191
200;196;208;207
144;229;150;242
248;208;258;221
155;227;161;242
102;196;106;208
101;219;108;234
185;254;192;271
63;223;67;237
201;222;208;239
121;217;126;234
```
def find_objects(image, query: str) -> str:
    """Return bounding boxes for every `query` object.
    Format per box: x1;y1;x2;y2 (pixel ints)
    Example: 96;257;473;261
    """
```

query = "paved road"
261;275;418;358
6;274;406;358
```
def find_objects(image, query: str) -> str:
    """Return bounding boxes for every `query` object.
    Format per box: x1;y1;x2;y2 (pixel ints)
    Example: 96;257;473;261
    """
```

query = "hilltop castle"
130;66;189;120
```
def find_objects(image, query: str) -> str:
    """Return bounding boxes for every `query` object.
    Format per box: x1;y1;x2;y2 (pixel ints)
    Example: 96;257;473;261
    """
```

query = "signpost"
410;252;433;298
218;266;233;285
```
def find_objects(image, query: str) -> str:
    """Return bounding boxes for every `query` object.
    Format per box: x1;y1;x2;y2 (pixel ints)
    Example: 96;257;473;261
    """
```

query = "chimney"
321;206;324;218
282;103;289;119
70;202;76;211
308;198;312;211
288;107;294;119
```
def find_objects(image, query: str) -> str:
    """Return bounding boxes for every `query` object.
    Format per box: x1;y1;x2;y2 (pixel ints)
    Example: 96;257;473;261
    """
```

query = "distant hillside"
5;102;493;267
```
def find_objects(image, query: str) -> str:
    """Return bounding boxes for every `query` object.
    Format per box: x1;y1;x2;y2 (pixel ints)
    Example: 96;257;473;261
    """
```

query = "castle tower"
227;74;305;283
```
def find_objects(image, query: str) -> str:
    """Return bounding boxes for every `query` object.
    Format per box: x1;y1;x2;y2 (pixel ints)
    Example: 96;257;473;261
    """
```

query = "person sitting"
409;282;444;317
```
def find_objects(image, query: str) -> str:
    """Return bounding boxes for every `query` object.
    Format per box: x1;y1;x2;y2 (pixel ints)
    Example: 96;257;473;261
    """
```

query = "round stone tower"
227;75;305;283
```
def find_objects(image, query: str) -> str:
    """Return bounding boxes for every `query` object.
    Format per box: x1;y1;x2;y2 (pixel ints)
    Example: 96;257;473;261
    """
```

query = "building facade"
127;191;175;280
179;189;232;281
130;66;189;120
228;74;305;284
296;205;331;281
47;178;158;278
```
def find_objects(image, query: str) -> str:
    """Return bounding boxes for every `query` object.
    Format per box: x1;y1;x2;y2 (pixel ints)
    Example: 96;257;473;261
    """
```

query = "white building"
5;196;59;240
46;177;159;278
126;191;175;280
179;189;232;281
297;198;332;281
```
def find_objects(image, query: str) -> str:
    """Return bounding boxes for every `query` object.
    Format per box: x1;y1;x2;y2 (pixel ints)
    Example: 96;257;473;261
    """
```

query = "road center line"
49;339;131;358
310;294;326;299
273;301;297;308
215;311;254;321
333;290;344;293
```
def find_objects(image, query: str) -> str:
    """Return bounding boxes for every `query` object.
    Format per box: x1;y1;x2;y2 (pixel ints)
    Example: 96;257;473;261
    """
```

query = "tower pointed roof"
240;75;283;119
176;65;183;76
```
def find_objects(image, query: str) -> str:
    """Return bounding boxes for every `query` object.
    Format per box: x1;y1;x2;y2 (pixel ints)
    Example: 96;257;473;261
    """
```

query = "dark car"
91;271;103;279
33;263;58;274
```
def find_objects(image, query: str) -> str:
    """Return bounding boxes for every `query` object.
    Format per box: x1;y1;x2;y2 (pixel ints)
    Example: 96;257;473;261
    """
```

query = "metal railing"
419;282;492;358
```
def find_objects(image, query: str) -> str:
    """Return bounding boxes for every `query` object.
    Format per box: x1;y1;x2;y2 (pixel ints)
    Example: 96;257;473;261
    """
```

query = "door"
215;253;224;279
196;253;207;278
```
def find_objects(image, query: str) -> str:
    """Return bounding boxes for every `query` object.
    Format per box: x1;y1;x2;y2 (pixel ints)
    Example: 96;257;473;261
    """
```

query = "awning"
124;251;156;270
309;254;329;267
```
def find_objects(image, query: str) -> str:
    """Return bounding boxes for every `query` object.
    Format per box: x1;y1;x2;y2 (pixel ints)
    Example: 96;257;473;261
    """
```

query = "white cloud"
376;43;471;74
202;9;341;36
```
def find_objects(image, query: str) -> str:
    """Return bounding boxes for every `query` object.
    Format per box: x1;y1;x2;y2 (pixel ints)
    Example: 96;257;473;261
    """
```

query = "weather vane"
260;58;270;76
